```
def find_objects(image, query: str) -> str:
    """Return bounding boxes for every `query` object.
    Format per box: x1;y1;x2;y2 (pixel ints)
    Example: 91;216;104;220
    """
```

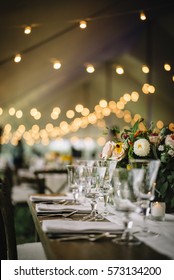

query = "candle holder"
151;202;166;221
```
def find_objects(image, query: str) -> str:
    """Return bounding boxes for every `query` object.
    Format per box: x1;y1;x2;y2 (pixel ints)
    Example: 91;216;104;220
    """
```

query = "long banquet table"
27;194;174;260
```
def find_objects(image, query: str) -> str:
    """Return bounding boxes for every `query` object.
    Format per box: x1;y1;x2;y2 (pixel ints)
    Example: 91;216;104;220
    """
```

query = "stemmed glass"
95;160;117;215
130;159;161;237
112;168;144;245
74;159;96;167
73;159;96;200
66;165;85;204
83;165;106;220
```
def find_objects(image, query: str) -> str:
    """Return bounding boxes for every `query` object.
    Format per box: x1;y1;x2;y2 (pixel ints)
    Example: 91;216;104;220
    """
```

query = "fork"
57;232;117;242
38;210;78;218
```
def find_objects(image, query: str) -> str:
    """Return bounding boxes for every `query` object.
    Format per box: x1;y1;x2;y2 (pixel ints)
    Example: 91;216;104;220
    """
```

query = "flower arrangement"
101;118;174;210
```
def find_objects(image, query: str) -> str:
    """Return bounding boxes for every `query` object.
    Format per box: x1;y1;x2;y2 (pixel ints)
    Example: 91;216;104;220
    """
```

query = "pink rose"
101;141;115;159
149;133;160;144
165;134;174;148
112;142;126;161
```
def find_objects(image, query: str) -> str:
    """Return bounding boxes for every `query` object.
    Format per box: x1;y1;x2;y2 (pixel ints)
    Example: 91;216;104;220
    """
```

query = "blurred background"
0;0;174;158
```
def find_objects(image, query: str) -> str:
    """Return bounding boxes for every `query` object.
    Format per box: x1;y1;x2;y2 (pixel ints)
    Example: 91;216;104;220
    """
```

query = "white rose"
158;145;164;151
168;149;174;157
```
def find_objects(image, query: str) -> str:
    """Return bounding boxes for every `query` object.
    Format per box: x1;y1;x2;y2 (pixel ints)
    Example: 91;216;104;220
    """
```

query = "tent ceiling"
0;0;174;143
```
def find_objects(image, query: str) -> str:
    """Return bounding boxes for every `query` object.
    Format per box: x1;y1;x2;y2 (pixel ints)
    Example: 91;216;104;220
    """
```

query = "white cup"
151;202;166;221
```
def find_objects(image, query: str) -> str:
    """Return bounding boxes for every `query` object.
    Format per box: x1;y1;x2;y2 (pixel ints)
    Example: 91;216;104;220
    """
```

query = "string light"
15;110;23;119
66;110;75;119
24;26;32;34
156;120;164;129
34;112;41;120
142;83;155;94
140;11;146;21
79;20;87;29
164;63;171;71
30;108;38;116
131;91;139;102
0;2;173;145
75;104;84;113
9;107;16;116
86;64;95;73
14;54;22;63
81;108;90;116
123;93;131;102
142;65;149;73
51;112;59;120
115;66;124;75
1;88;171;145
53;60;61;70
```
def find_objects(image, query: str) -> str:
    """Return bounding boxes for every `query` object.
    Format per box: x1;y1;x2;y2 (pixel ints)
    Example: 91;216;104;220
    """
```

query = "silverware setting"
37;200;73;205
38;210;78;218
56;232;118;242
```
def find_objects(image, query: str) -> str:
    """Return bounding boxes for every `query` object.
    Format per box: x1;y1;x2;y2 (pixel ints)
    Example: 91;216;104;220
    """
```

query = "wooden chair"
0;178;47;260
34;168;68;194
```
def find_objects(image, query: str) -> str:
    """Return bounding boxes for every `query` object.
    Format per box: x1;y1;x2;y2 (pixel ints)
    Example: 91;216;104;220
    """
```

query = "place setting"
42;218;123;241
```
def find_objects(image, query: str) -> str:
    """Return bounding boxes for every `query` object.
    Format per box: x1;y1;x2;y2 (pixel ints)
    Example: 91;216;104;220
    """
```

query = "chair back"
0;178;18;259
34;169;68;193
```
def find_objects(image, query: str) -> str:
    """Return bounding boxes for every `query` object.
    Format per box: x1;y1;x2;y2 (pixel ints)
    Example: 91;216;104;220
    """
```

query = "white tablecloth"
107;206;174;260
31;194;174;259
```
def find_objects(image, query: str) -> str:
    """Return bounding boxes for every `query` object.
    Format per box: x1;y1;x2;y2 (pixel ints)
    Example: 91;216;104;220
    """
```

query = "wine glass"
129;159;161;237
73;159;96;200
83;165;106;220
112;168;143;245
66;165;84;204
74;159;96;167
95;159;117;215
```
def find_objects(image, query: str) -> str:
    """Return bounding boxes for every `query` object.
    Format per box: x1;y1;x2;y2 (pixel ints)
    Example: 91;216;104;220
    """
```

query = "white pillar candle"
151;202;166;220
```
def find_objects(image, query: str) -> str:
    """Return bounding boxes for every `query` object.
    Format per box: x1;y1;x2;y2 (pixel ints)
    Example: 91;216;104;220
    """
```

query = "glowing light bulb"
14;54;22;63
140;11;146;21
115;66;124;75
79;20;87;29
24;26;31;34
53;60;61;70
86;64;95;73
164;63;171;71
142;65;149;73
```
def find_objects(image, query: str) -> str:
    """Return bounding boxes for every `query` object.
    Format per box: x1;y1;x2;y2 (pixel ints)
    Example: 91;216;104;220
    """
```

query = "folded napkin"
30;195;73;202
42;220;123;234
36;203;91;214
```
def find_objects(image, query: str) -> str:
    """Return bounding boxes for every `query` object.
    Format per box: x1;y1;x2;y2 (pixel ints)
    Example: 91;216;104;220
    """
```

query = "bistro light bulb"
140;11;146;21
79;20;87;29
116;66;124;75
86;64;95;73
53;60;61;70
142;65;149;73
24;26;31;34
14;54;21;63
164;63;171;71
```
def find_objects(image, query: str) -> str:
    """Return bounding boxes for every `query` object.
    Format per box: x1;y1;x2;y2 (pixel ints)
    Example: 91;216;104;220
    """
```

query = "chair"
0;178;47;260
1;164;38;205
34;168;68;194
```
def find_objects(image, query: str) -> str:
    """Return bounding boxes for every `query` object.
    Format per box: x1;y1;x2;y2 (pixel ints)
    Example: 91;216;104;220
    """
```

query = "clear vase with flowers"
101;118;174;212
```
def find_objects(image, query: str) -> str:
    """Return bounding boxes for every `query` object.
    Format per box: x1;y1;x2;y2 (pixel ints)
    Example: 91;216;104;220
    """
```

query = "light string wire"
0;1;174;66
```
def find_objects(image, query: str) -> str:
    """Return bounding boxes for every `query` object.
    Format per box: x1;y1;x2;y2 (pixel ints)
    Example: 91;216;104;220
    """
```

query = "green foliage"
104;118;174;210
14;203;35;244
